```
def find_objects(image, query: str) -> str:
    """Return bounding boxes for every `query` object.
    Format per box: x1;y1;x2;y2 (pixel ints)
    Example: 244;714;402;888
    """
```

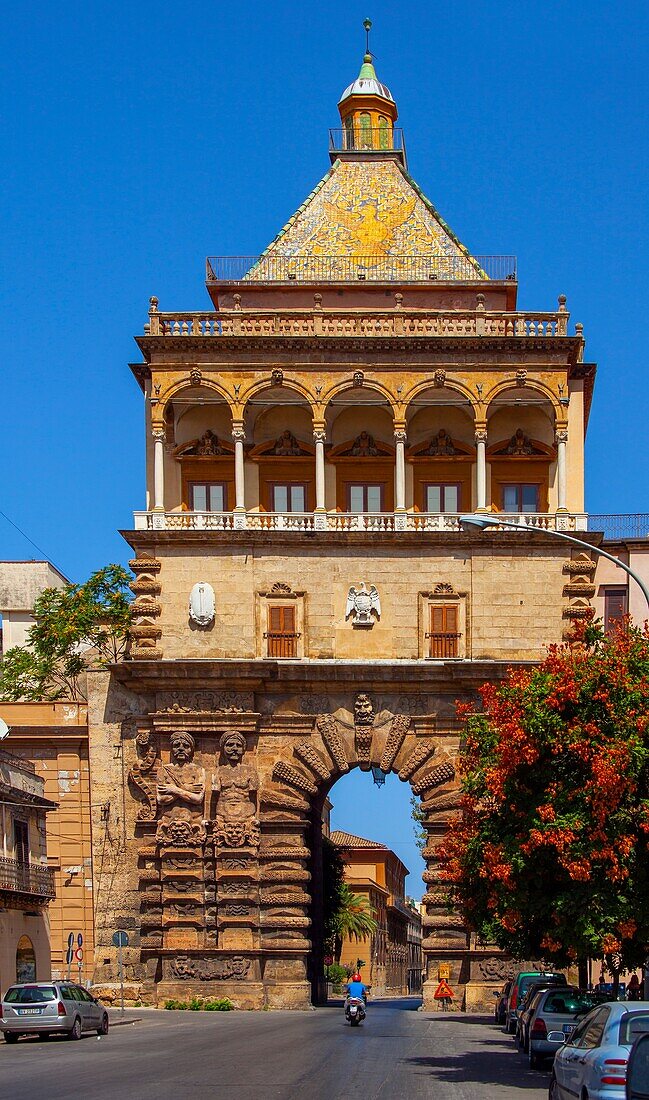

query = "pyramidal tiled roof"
248;157;486;281
330;829;387;849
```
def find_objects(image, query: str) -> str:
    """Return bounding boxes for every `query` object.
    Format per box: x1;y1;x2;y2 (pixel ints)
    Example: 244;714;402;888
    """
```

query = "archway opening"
306;765;425;1006
16;935;36;983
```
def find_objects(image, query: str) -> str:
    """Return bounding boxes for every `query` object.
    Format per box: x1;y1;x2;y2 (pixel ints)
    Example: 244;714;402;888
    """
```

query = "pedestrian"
627;974;641;1001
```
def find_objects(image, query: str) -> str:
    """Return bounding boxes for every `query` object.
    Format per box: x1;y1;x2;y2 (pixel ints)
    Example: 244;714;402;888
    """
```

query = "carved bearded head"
170;731;195;763
220;730;246;764
354;693;375;727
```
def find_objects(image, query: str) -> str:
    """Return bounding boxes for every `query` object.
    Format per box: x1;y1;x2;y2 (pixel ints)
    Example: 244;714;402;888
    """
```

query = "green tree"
322;836;346;959
440;621;649;995
333;883;378;961
0;565;133;702
411;793;427;852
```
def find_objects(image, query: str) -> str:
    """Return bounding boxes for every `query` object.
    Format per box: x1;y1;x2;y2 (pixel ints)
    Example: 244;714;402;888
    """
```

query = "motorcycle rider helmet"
352;972;362;982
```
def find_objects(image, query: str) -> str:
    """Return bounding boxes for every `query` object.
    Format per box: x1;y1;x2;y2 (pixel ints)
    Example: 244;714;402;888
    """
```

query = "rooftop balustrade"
133;511;588;534
144;304;571;339
587;515;649;540
205;254;517;284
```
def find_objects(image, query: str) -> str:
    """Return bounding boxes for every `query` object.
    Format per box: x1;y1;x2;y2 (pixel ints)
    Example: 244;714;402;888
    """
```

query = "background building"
0;748;56;990
0;561;69;655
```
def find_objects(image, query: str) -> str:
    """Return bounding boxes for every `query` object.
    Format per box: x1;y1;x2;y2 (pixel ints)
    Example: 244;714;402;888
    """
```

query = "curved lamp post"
458;514;649;614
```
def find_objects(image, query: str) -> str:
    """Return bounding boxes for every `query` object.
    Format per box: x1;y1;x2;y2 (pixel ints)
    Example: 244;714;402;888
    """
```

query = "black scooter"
345;996;366;1026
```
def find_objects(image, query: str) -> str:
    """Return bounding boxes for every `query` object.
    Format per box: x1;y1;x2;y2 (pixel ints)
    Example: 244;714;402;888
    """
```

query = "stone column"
153;429;165;511
556;429;568;511
232;424;246;511
313;427;326;512
394;429;407;512
475;428;488;511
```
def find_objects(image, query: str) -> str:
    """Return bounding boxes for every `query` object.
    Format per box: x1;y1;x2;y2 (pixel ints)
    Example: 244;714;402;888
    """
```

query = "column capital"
393;429;408;445
231;425;246;443
474;429;488;444
555;429;568;445
313;428;327;445
152;428;166;443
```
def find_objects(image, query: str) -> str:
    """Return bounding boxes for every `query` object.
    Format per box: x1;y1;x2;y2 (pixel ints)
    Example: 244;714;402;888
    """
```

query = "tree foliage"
333;883;378;960
0;565;133;702
440;621;649;980
411;793;427;852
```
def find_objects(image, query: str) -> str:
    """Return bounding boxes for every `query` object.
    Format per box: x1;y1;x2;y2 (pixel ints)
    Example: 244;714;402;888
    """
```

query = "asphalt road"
0;998;551;1100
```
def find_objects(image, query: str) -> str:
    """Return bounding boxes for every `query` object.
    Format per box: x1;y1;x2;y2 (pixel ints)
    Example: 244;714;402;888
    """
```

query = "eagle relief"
346;582;381;628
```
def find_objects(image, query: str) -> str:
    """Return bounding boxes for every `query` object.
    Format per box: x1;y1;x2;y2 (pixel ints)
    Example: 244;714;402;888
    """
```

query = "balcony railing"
134;511;588;533
426;632;461;659
0;857;55;900
205;255;517;284
146;305;571;340
587;515;649;540
264;632;301;658
328;126;406;154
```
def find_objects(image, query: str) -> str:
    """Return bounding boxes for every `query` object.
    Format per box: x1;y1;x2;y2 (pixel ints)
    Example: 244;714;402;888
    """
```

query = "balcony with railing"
328;126;407;155
204;255;517;285
0;856;55;901
134;511;588;534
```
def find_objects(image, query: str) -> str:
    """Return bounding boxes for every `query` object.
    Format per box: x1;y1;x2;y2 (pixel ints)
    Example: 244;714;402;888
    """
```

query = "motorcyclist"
345;971;368;1011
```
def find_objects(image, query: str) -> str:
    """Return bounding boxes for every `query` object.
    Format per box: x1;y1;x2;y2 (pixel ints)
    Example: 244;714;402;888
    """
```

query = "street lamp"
371;765;386;787
458;514;649;613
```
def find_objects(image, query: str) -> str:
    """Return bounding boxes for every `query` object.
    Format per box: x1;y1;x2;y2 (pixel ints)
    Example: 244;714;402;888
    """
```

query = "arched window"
16;935;36;983
344;115;354;149
359;112;372;149
378;116;389;149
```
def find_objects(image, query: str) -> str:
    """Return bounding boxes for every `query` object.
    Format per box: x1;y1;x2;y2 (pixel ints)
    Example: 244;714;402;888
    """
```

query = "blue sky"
1;1;647;891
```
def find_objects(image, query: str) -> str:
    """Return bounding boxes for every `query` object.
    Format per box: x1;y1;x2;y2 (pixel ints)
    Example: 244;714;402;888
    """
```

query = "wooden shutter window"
604;590;627;635
427;603;460;658
266;605;299;658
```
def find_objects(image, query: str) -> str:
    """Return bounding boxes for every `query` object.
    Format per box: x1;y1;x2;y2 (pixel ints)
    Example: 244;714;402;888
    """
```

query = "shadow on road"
406;1024;551;1092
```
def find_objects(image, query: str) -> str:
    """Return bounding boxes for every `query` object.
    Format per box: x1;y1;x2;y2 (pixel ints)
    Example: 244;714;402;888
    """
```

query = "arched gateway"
87;30;595;1013
119;690;464;1009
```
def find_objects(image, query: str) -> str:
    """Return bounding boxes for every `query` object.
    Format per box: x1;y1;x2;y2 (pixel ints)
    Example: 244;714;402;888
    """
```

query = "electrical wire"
0;509;66;577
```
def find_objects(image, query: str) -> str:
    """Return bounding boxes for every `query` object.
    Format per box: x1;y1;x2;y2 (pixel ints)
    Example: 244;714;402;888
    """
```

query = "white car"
550;1000;649;1099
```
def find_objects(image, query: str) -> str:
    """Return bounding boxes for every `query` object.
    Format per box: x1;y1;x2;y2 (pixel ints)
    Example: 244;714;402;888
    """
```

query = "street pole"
119;941;125;1017
458;515;649;613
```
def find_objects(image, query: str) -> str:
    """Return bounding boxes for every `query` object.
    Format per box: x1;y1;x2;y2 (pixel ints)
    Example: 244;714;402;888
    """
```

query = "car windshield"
544;991;595;1016
520;974;565;998
620;1013;649;1045
4;986;57;1003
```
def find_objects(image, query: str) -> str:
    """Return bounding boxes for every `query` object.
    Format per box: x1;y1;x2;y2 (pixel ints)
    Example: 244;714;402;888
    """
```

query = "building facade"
87;43;599;1010
0;703;94;983
0;749;56;991
331;829;410;995
0;561;69;655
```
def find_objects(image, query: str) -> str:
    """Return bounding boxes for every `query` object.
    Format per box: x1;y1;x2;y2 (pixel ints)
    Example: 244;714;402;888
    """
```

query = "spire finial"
363;18;372;58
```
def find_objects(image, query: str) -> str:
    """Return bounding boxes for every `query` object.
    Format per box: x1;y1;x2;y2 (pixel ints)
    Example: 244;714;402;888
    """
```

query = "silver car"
550;1001;649;1099
1;981;109;1042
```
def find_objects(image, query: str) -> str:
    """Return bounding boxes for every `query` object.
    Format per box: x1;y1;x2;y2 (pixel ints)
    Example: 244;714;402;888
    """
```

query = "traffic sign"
67;933;74;949
75;948;83;963
66;947;74;965
77;933;83;948
112;930;129;948
433;979;455;1000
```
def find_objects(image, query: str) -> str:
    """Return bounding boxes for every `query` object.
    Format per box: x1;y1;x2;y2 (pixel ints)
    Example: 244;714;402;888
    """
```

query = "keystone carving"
354;692;375;767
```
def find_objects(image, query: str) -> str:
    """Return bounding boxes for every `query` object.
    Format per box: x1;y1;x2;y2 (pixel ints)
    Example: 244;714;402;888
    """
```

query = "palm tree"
334;884;378;962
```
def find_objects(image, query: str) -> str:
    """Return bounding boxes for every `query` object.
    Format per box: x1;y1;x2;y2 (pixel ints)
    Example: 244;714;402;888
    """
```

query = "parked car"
1;981;109;1042
516;980;573;1049
506;971;567;1036
524;987;600;1068
626;1032;649;1098
550;1001;649;1099
494;980;512;1025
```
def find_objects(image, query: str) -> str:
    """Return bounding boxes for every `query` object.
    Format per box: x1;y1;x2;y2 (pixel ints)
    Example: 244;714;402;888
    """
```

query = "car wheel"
529;1049;543;1069
68;1016;82;1041
4;1033;19;1044
97;1014;109;1036
549;1074;560;1099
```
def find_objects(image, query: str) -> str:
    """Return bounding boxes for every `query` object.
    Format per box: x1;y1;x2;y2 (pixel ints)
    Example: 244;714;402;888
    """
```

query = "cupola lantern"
337;19;398;150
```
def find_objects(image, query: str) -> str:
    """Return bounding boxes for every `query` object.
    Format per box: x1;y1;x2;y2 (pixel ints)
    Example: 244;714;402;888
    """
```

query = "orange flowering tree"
440;621;649;987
